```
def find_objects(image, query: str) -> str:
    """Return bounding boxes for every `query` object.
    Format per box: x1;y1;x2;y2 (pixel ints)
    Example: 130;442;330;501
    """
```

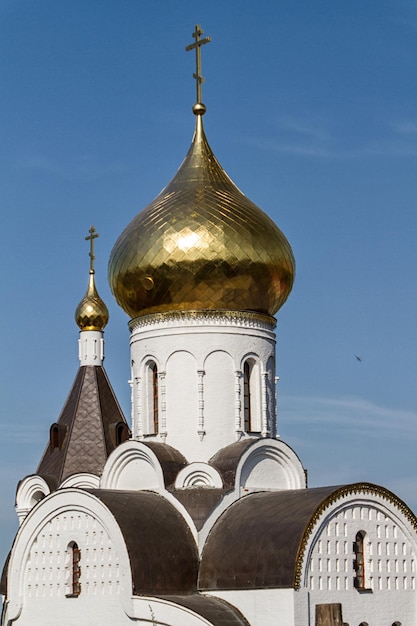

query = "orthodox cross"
85;225;99;273
185;24;211;104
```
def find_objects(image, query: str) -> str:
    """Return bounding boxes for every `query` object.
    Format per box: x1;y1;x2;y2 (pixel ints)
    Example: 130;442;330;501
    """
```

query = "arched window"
354;531;366;590
152;362;158;433
115;421;130;446
243;359;261;433
49;423;67;451
146;361;159;434
66;542;81;597
392;622;402;626
243;361;252;432
51;425;59;449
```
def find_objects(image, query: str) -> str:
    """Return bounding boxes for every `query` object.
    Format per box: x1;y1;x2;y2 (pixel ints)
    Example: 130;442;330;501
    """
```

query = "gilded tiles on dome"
109;116;295;319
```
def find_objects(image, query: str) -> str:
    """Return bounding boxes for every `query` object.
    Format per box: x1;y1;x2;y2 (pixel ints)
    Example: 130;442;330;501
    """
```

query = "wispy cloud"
280;394;417;440
279;394;417;514
275;116;331;143
0;423;46;446
244;115;417;159
394;120;417;135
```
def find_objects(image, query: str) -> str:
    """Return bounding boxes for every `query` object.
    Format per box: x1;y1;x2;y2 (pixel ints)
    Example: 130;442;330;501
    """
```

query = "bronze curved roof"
199;486;345;590
170;487;230;531
199;483;417;590
142;441;187;487
160;594;250;626
91;489;199;594
209;440;255;488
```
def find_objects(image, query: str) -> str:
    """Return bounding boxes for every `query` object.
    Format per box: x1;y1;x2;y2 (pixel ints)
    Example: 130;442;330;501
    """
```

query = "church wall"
165;350;200;453
3;490;134;626
210;588;295;626
295;499;417;626
129;312;276;461
201;350;236;459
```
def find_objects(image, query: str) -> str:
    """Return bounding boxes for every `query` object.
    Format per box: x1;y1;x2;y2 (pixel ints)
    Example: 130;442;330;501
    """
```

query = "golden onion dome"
108;113;295;319
75;269;109;331
76;225;109;331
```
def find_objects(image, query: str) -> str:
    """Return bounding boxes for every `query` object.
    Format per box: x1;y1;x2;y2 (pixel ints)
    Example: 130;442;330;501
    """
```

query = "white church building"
1;26;417;626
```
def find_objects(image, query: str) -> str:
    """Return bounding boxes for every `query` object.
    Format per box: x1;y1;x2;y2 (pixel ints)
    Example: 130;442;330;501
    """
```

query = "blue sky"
1;1;416;566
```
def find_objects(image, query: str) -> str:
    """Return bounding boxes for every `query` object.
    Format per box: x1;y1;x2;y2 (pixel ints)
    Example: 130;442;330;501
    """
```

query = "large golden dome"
108;114;295;319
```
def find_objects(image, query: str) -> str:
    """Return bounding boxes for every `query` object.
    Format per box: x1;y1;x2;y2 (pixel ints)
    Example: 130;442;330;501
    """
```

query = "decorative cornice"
129;309;276;332
294;482;417;590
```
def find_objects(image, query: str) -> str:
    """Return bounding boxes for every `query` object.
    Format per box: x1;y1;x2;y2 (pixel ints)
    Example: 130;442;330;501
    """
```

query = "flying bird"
355;355;362;362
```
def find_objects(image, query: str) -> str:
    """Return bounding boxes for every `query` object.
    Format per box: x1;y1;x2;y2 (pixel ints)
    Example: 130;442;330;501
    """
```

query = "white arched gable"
100;441;165;491
60;473;100;489
175;462;223;489
236;439;306;492
300;487;417;591
296;486;417;626
4;489;133;625
15;475;51;524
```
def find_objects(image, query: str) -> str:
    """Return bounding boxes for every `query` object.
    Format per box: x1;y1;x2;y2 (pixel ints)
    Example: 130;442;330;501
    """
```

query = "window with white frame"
243;359;261;433
66;541;81;597
146;361;159;434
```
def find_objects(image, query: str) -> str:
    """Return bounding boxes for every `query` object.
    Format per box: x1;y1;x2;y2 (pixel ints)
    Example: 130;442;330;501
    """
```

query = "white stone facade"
7;466;417;626
128;310;277;461
295;492;417;626
3;490;211;626
78;330;105;366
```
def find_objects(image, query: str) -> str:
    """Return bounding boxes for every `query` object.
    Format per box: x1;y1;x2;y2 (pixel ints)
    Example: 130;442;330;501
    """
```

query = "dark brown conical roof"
37;366;129;486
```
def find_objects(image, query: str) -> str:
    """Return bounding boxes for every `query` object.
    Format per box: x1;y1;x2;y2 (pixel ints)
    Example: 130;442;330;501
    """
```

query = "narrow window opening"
354;531;367;590
243;359;261;432
243;361;252;432
115;421;129;446
51;425;60;450
49;423;66;451
66;542;81;597
152;362;159;434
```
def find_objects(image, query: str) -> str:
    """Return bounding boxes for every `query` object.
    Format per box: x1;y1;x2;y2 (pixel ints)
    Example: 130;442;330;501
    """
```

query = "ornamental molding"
129;309;276;332
293;482;417;590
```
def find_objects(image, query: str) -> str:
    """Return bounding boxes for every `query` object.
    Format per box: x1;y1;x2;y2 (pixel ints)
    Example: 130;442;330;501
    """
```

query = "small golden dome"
108;115;295;319
75;269;109;331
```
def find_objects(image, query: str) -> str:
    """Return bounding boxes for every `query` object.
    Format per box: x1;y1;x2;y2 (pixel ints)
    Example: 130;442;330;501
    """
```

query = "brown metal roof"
142;441;188;487
159;594;250;625
199;486;343;590
37;366;129;485
170;488;230;531
209;440;257;488
90;489;199;594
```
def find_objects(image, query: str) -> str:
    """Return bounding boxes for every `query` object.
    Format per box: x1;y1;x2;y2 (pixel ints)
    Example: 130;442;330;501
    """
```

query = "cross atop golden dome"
75;226;109;331
185;24;211;116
